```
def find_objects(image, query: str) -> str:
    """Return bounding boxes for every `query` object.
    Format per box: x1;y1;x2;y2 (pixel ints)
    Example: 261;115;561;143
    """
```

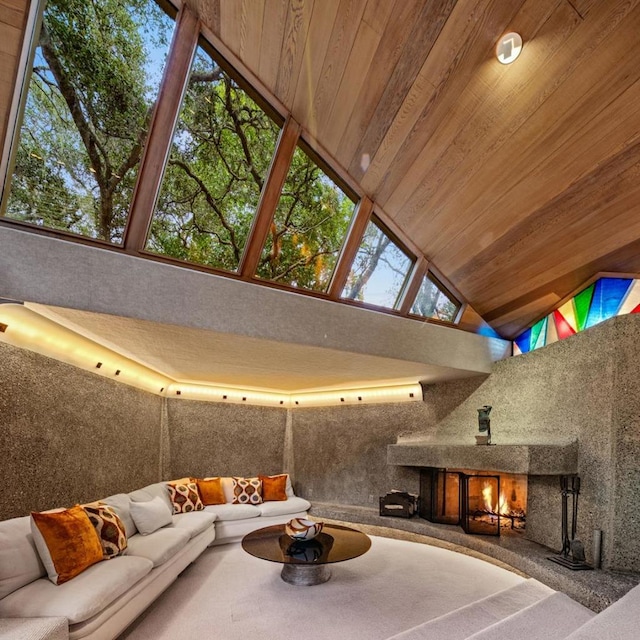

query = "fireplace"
419;467;527;536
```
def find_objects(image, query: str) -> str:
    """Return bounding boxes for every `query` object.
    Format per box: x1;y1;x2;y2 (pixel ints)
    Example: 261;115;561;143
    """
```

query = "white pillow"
129;497;172;535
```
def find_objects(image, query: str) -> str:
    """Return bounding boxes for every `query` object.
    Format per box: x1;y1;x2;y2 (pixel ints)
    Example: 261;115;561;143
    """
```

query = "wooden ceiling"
188;0;640;338
2;0;640;339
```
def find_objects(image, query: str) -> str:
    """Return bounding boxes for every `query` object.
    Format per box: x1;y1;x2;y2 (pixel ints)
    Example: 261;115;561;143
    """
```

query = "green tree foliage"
256;146;355;291
148;47;356;291
5;0;173;242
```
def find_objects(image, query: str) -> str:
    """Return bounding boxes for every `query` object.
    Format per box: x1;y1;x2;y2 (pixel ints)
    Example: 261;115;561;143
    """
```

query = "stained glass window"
513;277;636;355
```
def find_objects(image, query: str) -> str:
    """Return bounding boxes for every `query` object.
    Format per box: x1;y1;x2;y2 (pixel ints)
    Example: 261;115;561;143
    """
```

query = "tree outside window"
3;0;175;243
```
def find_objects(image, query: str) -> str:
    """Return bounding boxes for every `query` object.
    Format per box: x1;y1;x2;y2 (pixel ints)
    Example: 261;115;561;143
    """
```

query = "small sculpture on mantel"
476;405;492;445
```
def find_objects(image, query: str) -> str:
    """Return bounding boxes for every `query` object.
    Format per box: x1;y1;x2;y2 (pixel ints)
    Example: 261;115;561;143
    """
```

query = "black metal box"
379;491;417;518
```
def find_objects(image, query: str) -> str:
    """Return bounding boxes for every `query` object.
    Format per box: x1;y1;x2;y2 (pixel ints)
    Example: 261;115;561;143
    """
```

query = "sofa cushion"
257;497;312;517
125;527;189;567
171;512;216;539
0;555;152;624
167;480;204;514
0;516;46;600
197;477;226;505
129;497;173;535
260;474;288;501
128;482;173;513
31;506;104;585
204;503;261;521
83;504;128;558
102;493;137;537
232;477;263;505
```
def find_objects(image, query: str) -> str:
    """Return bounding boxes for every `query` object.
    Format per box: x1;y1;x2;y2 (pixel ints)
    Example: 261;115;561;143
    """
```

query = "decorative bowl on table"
285;518;323;541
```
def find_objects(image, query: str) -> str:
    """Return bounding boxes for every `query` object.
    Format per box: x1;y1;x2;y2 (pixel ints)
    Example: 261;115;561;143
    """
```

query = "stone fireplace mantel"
387;441;578;475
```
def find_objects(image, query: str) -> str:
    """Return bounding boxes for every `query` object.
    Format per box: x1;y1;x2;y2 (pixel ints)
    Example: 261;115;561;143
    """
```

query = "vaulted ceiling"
188;0;640;338
2;0;640;341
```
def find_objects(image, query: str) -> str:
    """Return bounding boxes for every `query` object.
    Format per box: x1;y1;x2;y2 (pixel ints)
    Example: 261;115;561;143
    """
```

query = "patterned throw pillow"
83;503;127;558
167;480;204;514
232;477;263;505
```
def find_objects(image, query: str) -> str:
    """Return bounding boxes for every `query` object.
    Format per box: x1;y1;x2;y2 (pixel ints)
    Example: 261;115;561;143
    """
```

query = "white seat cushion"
125;527;189;567
0;516;46;600
0;555;152;624
257;497;311;517
171;512;216;539
204;504;260;521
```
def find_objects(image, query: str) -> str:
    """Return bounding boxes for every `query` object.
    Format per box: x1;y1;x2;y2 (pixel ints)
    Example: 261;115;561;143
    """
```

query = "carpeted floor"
119;536;528;640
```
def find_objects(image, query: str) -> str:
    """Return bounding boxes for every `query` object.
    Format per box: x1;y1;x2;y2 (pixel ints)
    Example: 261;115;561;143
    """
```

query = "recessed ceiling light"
496;32;523;64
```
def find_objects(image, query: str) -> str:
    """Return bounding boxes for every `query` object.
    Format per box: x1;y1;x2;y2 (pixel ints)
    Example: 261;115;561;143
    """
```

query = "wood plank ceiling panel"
275;0;316;107
334;0;427;168
310;0;368;139
239;0;265;74
347;0;458;181
195;0;220;36
0;0;27;151
361;0;542;199
384;0;577;236
291;0;341;132
430;1;640;274
321;4;392;154
258;0;289;93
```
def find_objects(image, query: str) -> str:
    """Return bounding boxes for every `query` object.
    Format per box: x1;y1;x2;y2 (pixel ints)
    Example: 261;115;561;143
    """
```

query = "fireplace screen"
419;468;527;536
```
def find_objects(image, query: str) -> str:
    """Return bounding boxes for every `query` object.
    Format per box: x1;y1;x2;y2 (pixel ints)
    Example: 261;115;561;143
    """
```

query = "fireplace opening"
419;468;527;536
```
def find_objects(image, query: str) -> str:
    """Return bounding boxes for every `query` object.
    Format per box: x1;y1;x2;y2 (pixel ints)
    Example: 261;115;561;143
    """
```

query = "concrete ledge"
387;441;579;475
309;502;640;612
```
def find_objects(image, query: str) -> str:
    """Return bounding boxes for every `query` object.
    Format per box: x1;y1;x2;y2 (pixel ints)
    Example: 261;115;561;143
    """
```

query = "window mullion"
239;116;301;278
399;257;429;315
328;196;373;300
123;5;200;253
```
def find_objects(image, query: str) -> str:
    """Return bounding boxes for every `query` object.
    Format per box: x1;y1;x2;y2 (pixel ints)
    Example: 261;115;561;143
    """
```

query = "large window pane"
146;44;281;272
411;273;460;322
3;0;174;243
341;219;414;309
255;145;356;292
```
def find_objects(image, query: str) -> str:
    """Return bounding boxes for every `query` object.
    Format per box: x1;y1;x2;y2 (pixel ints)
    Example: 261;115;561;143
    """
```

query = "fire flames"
482;482;509;515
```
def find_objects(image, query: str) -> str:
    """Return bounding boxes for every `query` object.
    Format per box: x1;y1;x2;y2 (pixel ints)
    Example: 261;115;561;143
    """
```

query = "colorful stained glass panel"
514;328;532;354
573;284;594;331
553;309;576;341
618;280;640;316
585;278;632;329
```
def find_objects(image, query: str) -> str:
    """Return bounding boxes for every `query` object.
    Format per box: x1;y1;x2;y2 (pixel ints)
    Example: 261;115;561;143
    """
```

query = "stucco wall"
0;341;162;520
165;398;286;479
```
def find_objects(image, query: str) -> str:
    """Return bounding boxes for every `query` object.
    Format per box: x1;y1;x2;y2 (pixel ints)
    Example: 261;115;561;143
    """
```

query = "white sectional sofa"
0;477;310;640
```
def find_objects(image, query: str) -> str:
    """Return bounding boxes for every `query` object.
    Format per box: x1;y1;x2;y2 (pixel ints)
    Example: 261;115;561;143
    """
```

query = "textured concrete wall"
0;342;162;520
291;377;486;507
398;315;640;571
166;399;287;480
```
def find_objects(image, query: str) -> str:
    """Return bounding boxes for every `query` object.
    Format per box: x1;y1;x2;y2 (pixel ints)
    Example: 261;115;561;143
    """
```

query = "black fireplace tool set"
548;475;592;570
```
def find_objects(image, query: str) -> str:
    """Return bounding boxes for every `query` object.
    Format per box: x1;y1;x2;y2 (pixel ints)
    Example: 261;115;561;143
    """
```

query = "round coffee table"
241;523;371;586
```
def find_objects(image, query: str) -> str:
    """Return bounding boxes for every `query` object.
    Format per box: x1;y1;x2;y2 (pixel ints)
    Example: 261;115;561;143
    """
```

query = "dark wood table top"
241;523;371;566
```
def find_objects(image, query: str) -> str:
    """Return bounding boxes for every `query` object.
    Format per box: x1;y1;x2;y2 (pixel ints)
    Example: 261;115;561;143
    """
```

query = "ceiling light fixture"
496;32;522;64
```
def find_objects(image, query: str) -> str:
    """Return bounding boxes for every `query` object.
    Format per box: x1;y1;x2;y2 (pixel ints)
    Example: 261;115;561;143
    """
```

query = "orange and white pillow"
232;477;263;505
167;480;204;514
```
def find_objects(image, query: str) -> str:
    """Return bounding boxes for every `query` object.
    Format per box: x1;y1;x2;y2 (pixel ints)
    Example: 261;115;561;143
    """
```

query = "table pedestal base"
280;563;331;586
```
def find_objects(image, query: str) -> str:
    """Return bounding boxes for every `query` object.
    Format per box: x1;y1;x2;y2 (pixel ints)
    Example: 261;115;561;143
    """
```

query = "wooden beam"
240;116;300;278
328;196;373;300
398;256;428;315
123;5;200;253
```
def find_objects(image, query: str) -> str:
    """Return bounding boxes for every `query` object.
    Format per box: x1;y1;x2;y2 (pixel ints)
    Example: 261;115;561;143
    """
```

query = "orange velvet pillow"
31;505;104;584
259;474;288;501
197;477;226;505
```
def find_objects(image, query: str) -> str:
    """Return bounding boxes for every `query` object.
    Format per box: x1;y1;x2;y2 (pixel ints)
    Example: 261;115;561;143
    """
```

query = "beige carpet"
118;536;534;640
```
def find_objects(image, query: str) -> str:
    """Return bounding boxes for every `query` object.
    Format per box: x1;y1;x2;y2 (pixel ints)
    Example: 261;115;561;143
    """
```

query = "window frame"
407;270;463;324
